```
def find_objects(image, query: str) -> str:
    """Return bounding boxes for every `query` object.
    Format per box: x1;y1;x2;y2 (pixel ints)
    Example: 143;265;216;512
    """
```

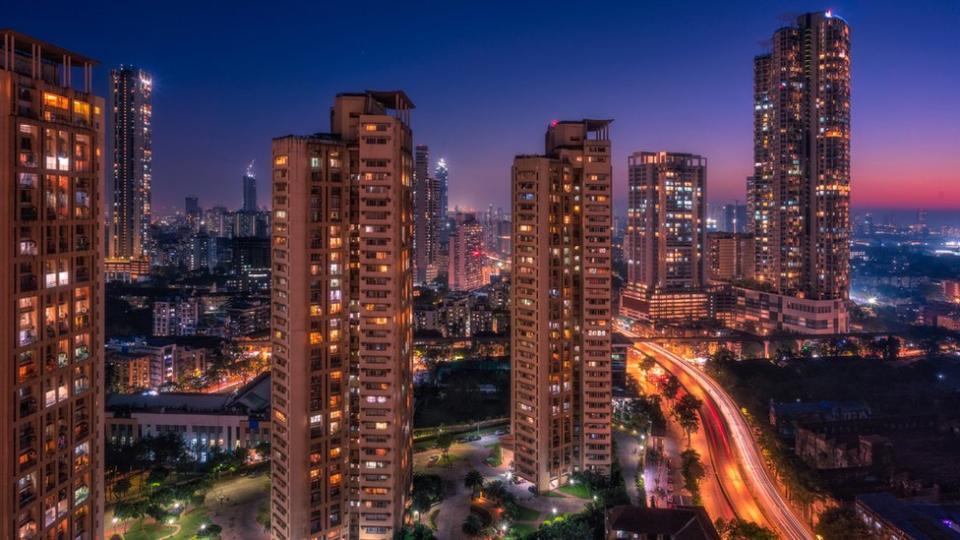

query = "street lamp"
551;507;557;515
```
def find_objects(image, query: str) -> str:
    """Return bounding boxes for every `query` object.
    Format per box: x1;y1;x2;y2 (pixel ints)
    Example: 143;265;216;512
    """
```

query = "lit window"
43;92;69;109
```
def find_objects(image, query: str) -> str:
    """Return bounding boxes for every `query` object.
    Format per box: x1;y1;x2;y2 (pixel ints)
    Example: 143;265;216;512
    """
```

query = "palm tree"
411;490;432;523
672;394;702;447
483;480;509;504
464;469;485;499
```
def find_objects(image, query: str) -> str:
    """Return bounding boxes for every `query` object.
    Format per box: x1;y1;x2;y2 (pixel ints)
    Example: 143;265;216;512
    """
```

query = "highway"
628;336;814;540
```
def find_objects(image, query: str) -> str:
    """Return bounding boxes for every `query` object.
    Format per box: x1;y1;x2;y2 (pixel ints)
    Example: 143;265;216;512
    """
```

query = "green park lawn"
512;504;541;522
119;522;176;540
557;483;592;499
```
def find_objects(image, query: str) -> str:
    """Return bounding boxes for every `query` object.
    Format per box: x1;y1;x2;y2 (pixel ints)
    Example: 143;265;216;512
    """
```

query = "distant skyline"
7;0;959;214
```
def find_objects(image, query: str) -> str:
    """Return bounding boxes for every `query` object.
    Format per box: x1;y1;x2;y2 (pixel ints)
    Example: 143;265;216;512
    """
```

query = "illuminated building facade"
726;11;851;335
622;152;709;323
109;65;152;263
750;11;851;301
412;145;439;285
271;91;413;540
435;158;449;244
243;161;257;212
447;214;484;292
511;119;613;492
1;30;105;540
706;232;755;282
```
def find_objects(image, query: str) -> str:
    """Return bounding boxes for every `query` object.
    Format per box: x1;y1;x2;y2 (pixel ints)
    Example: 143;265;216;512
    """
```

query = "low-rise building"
224;296;270;338
106;373;271;460
713;285;849;335
769;400;872;439
605;505;720;540
153;295;200;336
106;338;211;391
856;493;960;540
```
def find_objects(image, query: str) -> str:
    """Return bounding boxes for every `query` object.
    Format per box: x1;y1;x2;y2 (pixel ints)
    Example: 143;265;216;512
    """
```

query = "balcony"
18;488;36;508
18;397;38;418
19;240;38;256
18;328;37;347
18;205;38;222
18;450;38;473
19;430;36;453
17;364;37;384
19;275;38;293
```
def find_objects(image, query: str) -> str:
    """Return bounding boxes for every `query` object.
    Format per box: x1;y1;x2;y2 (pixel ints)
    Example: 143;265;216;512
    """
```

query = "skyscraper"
435;157;449;244
1;30;105;539
109;65;152;261
242;161;257;212
185;196;201;231
271;91;414;540
413;144;440;284
721;202;746;233
750;10;851;301
621;152;709;323
447;213;484;291
510;119;613;491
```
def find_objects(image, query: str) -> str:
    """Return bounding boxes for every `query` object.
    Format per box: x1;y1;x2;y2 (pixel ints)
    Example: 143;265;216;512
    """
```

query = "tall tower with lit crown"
110;65;152;261
750;10;851;300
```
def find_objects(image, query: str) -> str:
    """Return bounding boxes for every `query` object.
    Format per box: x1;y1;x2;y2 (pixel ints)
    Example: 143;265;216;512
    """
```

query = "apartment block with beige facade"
1;30;105;540
510;119;613;492
270;91;413;540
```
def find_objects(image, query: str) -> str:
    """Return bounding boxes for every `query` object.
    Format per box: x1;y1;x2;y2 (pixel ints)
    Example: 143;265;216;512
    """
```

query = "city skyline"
4;1;958;214
4;6;960;540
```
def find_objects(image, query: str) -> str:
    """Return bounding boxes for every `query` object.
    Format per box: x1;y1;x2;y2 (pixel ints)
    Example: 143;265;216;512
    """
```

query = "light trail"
637;340;813;540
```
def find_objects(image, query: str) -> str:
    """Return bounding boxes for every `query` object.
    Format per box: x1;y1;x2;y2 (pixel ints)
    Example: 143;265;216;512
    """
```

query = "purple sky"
8;0;959;215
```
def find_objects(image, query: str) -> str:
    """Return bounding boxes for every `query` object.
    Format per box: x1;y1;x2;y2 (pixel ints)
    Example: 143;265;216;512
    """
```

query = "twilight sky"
9;0;960;214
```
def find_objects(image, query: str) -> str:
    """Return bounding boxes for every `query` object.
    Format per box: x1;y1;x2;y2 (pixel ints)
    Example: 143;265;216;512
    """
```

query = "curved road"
635;341;813;540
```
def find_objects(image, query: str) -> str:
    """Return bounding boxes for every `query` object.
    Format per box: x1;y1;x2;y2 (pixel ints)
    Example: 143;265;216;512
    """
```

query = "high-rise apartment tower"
510;119;613;491
750;11;851;300
243;162;257;212
412;145;439;284
621;152;709;323
270;91;414;540
109;65;152;261
447;213;483;292
1;30;106;540
435;158;449;245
